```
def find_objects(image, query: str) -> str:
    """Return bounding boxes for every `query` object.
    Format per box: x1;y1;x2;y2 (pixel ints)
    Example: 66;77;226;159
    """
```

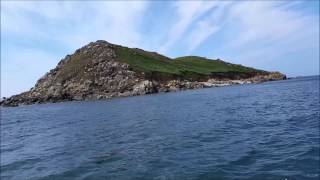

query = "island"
1;40;286;107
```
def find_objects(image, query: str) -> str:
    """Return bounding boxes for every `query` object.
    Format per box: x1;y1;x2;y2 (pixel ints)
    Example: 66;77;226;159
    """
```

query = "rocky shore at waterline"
1;40;286;107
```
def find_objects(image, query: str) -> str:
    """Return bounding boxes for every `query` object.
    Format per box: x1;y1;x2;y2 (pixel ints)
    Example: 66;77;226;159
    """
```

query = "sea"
1;76;319;180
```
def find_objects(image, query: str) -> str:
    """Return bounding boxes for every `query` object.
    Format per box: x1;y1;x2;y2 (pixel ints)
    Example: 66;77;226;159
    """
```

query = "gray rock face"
1;40;286;107
1;41;139;106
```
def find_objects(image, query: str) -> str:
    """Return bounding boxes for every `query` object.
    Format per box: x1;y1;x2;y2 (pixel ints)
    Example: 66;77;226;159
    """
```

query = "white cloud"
1;1;149;97
1;48;58;97
227;1;314;48
159;1;220;53
1;1;318;96
186;21;220;52
208;1;319;75
1;1;149;50
165;1;318;76
184;2;231;52
173;1;317;54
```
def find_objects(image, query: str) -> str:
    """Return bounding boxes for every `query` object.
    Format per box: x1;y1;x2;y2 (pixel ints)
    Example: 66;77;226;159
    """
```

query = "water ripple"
1;76;319;180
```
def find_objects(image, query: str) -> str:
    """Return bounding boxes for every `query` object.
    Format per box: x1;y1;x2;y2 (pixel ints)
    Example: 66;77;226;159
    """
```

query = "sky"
1;0;319;97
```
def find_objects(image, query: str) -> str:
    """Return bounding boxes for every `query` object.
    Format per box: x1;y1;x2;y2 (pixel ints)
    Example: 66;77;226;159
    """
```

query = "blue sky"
1;1;319;97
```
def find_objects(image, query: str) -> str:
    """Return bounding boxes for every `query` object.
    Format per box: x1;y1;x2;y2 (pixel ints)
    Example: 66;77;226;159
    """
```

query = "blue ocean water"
1;76;319;180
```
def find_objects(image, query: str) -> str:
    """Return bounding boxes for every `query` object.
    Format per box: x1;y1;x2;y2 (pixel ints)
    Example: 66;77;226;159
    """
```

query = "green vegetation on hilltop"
0;40;285;107
114;45;264;77
114;46;181;74
173;56;264;74
50;42;267;83
52;44;266;82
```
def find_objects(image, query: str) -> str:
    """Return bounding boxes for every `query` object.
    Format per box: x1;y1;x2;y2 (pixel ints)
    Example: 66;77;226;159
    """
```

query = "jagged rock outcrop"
1;40;286;107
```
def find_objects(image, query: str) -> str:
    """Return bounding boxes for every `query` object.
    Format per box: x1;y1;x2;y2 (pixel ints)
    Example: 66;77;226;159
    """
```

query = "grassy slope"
173;56;265;74
114;46;182;74
56;53;92;82
114;46;265;77
53;44;265;82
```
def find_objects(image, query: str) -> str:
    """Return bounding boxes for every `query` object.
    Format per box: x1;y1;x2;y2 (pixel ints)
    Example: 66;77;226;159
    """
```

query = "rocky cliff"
1;40;286;107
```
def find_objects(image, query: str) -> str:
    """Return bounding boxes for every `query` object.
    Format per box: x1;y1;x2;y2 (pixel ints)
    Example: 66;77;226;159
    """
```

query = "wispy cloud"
184;2;231;52
226;1;315;49
1;47;58;96
1;1;319;97
1;1;148;49
159;1;220;53
213;1;319;74
168;1;318;55
1;1;149;97
167;1;318;76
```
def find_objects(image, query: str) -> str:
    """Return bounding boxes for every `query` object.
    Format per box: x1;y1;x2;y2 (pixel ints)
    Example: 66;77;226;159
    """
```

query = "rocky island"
1;40;286;107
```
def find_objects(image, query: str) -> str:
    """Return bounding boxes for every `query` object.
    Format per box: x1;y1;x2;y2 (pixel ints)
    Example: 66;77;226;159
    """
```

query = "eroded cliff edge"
1;40;286;107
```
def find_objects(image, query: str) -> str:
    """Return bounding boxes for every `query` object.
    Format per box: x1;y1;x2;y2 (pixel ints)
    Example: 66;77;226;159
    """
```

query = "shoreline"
0;78;285;107
0;40;286;107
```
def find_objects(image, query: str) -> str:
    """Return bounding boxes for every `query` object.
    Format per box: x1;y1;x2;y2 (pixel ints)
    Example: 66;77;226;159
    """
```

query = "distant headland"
1;40;286;107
